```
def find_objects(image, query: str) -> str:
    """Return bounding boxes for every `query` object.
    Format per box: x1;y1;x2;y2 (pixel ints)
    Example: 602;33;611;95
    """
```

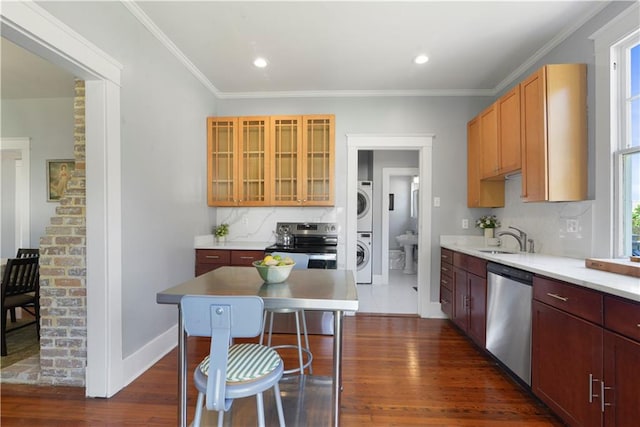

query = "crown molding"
216;88;495;99
494;1;610;94
124;0;608;101
121;1;220;96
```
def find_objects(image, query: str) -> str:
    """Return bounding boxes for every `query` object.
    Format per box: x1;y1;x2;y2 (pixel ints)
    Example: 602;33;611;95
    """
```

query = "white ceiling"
2;1;612;100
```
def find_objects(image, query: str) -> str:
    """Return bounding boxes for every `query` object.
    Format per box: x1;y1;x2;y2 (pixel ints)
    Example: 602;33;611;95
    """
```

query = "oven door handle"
307;253;338;261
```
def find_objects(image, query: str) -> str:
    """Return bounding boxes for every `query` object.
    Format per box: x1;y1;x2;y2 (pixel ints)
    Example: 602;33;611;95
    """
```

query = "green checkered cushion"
198;343;281;383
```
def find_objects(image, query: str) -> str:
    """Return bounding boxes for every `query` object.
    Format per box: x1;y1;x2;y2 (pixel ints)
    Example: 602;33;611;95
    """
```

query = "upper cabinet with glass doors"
271;114;335;206
207;116;270;206
208;114;334;207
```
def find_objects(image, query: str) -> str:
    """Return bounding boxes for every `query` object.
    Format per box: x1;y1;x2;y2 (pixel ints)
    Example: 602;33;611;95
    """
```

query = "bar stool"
260;252;313;375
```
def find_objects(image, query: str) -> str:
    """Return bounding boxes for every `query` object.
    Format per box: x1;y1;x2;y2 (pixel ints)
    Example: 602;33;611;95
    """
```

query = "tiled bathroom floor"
356;269;418;314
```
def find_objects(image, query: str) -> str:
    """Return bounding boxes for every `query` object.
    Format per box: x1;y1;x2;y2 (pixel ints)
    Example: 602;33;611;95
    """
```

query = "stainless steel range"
266;222;338;269
265;221;338;335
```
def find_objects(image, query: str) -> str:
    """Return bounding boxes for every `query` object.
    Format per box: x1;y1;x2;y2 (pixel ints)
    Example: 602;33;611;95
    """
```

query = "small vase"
216;236;226;244
484;228;494;239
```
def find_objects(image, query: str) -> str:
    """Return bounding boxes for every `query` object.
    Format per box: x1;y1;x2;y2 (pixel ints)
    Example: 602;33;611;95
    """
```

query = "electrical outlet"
242;215;249;226
433;197;441;207
462;219;469;229
567;219;578;233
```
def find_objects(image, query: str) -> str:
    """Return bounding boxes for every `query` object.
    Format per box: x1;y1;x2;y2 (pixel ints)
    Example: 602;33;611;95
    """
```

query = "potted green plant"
476;215;500;238
213;223;229;243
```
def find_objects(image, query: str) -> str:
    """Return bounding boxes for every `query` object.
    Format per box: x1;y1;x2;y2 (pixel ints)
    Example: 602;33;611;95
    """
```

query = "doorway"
346;134;438;318
3;2;123;397
0;138;31;258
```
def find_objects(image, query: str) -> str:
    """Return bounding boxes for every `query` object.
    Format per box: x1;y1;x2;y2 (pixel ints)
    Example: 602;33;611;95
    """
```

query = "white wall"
1;97;74;253
38;1;219;358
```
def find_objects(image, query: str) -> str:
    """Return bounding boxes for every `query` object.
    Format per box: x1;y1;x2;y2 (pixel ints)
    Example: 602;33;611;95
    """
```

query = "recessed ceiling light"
414;55;429;65
253;57;268;68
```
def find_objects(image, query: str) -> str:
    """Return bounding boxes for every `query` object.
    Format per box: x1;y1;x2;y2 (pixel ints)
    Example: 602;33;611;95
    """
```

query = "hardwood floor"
1;315;563;426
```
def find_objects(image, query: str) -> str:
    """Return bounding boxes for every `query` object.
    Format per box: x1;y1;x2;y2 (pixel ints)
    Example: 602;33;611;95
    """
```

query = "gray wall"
1;97;74;256
490;1;636;259
38;1;219;357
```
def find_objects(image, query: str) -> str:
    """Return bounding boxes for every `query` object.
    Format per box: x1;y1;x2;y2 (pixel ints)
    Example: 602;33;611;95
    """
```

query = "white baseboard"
421;301;448;319
121;324;178;389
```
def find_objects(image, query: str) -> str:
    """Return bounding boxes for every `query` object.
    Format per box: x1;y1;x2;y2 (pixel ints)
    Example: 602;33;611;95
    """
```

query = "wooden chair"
16;248;40;258
260;252;313;375
10;248;40;322
1;257;40;356
181;295;286;427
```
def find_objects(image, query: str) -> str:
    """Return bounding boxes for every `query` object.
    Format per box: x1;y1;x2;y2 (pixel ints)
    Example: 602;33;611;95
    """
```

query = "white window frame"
590;3;640;258
613;34;640;257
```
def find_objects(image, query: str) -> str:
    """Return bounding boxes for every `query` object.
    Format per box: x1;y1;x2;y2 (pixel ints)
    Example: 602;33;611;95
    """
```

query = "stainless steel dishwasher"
486;262;533;386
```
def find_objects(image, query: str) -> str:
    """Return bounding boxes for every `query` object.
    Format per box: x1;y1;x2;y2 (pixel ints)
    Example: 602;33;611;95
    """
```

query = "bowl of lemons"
253;254;296;284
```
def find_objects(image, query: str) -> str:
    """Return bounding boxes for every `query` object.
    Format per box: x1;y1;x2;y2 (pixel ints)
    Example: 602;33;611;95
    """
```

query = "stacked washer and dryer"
356;181;373;284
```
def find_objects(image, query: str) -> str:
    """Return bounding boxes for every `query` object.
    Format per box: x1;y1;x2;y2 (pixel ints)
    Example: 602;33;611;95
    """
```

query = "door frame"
346;134;439;318
381;167;419;285
2;2;123;397
0;137;31;255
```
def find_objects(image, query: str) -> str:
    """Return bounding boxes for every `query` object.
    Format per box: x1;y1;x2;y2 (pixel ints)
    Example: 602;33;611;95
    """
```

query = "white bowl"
252;261;295;284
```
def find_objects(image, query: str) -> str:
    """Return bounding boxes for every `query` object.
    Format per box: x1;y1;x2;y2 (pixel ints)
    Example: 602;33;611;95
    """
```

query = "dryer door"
357;189;370;219
356;241;370;270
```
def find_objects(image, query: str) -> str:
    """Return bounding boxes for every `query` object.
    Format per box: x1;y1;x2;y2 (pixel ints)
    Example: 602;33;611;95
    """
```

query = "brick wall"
38;79;87;386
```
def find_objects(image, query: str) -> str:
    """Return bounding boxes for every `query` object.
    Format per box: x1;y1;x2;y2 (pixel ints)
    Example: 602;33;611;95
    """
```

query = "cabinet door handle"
600;381;612;412
588;373;599;403
239;256;255;260
442;279;449;286
205;255;220;259
547;292;569;302
442;267;449;272
441;299;449;305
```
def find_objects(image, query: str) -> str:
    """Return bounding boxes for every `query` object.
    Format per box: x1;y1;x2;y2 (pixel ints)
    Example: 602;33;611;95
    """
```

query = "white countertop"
194;235;272;251
441;236;640;303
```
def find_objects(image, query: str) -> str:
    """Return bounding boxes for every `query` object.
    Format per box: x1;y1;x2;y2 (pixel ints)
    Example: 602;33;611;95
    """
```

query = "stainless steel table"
157;266;358;427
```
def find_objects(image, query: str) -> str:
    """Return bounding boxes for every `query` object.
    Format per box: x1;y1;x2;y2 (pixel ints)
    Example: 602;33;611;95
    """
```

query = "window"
614;35;640;257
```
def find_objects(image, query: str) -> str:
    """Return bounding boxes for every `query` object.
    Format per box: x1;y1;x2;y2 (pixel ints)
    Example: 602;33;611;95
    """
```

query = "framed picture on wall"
47;159;75;202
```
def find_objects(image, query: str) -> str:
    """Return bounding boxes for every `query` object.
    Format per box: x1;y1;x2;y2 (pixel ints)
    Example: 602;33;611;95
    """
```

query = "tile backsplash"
213;206;340;243
493;175;594;259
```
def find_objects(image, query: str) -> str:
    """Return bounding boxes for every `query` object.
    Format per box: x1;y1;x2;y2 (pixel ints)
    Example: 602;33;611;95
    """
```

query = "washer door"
357;190;370;219
356;241;370;270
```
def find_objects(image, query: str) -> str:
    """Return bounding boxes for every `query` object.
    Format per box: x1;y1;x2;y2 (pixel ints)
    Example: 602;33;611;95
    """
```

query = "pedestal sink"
396;233;418;274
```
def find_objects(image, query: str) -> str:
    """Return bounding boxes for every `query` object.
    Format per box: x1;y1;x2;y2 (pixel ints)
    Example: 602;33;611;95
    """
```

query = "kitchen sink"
477;249;518;254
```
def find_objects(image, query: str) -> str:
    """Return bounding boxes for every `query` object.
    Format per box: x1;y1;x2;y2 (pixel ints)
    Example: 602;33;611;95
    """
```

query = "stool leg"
256;392;265;427
300;310;312;375
294;311;304;375
260;310;267;344
267;311;275;347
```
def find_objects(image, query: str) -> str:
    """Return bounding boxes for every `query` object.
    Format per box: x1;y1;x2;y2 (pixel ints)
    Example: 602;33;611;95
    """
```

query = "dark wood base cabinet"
195;249;264;276
532;276;640;427
532;300;603;426
441;248;487;348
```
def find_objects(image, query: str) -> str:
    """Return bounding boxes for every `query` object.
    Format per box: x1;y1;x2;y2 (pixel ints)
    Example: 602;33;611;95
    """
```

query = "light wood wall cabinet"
479;104;499;179
208;114;334;207
496;86;521;175
520;64;587;202
479;86;521;180
207;117;270;206
467;117;504;207
271;114;335;206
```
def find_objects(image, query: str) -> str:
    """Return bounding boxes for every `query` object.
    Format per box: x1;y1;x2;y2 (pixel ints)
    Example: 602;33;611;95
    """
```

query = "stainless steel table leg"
178;306;187;427
332;310;343;427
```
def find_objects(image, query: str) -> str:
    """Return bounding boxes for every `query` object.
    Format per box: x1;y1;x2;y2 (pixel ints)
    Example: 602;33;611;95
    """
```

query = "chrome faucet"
497;226;528;252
